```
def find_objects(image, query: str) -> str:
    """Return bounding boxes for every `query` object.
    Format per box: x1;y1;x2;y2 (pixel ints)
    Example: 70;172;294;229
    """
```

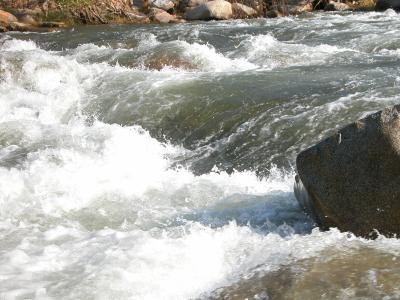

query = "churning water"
2;10;400;300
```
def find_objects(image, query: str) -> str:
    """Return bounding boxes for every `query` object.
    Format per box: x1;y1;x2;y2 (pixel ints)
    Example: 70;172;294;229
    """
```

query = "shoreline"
0;0;379;33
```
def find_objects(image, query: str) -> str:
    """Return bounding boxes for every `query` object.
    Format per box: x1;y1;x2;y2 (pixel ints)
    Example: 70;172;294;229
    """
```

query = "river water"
1;10;400;299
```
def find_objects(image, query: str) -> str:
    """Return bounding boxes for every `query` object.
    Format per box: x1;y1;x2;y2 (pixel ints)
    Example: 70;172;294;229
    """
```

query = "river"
1;10;400;299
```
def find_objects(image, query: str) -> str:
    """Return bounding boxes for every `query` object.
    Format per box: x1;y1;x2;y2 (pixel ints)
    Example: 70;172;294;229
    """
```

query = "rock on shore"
0;9;17;31
0;0;318;29
185;0;233;20
324;1;350;10
0;8;68;32
232;3;259;18
295;105;400;237
0;9;17;24
0;0;375;30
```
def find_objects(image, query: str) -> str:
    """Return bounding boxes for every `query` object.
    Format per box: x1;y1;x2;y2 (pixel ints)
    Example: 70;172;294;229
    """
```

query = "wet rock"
211;248;400;299
375;0;400;10
232;3;258;18
295;105;400;237
144;54;196;70
185;0;233;20
149;8;177;22
324;1;351;10
0;25;7;32
0;9;18;26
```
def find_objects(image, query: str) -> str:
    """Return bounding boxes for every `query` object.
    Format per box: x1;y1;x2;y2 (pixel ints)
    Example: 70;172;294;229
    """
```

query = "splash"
2;12;400;299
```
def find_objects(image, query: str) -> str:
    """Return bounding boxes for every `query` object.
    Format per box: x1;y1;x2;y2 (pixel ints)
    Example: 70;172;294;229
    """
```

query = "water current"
1;10;400;299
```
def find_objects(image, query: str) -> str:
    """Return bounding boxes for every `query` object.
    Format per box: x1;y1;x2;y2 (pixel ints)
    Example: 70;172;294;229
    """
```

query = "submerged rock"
210;248;400;299
144;54;196;70
375;0;400;10
295;105;400;237
185;0;233;20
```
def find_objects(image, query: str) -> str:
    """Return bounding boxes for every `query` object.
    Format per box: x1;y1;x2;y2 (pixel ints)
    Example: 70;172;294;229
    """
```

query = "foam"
1;13;400;298
237;33;356;69
0;37;309;299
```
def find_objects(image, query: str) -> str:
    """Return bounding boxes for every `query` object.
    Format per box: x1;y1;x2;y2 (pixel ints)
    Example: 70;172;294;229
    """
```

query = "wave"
232;33;357;69
0;38;310;299
2;13;400;298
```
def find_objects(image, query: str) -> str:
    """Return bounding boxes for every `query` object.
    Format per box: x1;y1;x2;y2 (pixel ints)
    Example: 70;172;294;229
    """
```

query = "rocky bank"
0;0;379;32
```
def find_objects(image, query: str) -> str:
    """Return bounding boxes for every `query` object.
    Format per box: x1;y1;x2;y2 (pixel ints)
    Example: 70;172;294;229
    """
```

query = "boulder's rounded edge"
294;175;316;221
295;155;339;231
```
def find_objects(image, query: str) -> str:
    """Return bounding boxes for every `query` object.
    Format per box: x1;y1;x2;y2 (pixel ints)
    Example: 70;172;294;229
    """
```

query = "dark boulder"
375;0;400;10
295;105;400;237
